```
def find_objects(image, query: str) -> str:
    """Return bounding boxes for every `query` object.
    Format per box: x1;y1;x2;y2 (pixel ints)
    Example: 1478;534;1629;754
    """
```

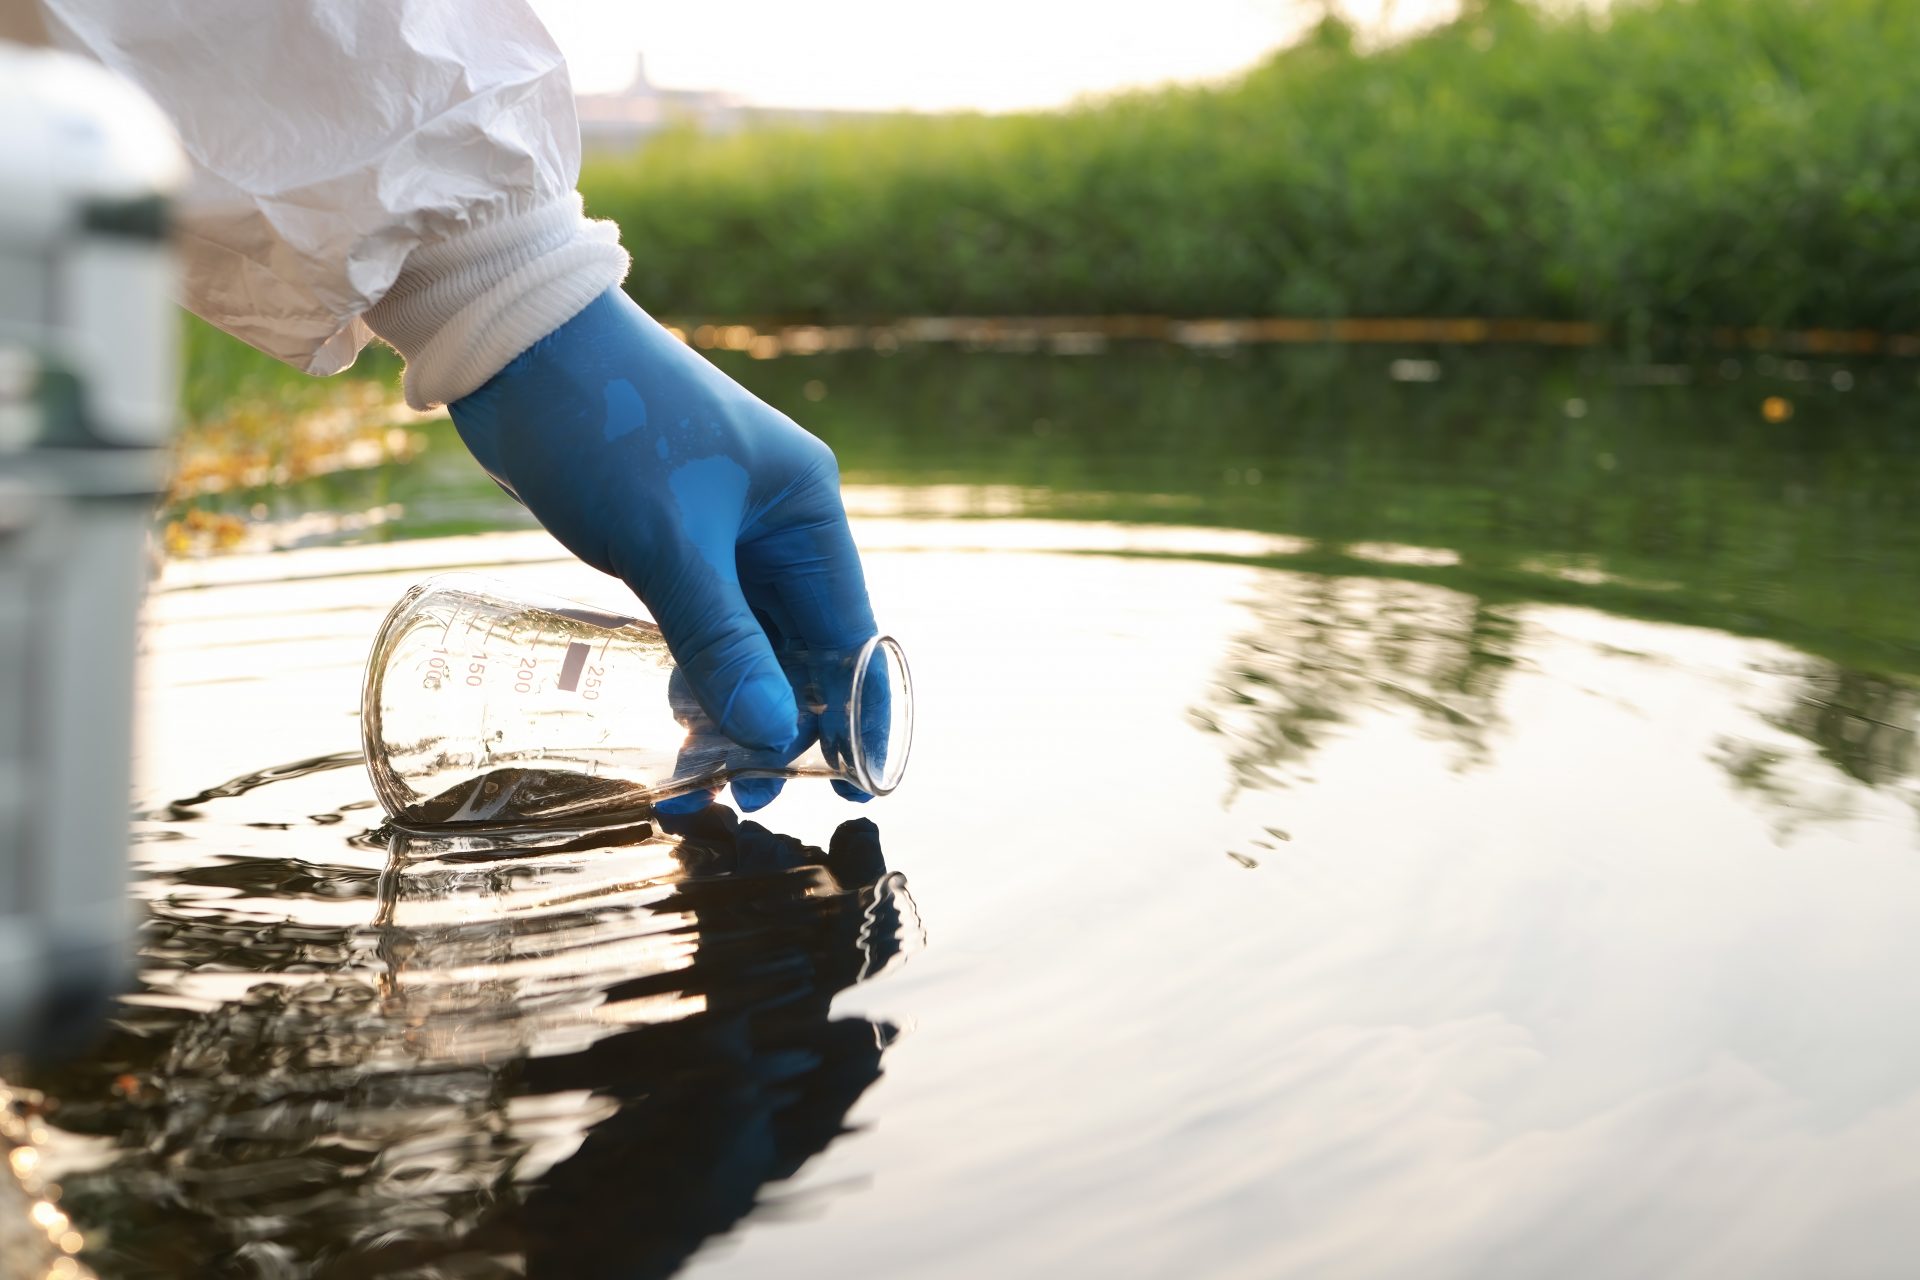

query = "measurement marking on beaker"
557;605;639;630
558;641;590;692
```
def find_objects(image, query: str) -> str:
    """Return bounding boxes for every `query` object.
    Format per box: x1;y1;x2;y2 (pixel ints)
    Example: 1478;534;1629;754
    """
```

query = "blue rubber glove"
448;287;878;812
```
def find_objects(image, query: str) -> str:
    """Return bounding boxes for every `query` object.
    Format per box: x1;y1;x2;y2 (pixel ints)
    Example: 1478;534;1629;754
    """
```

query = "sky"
527;0;1462;113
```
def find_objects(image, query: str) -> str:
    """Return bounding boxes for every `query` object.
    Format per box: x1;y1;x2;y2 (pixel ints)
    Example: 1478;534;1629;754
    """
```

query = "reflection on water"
1195;576;1521;796
1768;666;1919;791
1714;664;1920;840
1196;572;1919;836
19;775;920;1278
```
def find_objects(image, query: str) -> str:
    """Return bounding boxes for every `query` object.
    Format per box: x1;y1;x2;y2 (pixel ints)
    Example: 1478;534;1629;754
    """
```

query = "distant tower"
628;52;652;95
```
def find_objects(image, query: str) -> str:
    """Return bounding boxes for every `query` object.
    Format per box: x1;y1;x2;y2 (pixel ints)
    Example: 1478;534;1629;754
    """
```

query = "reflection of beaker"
361;573;912;828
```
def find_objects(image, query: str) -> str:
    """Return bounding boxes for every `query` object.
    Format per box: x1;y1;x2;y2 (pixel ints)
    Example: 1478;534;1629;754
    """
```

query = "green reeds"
583;0;1920;337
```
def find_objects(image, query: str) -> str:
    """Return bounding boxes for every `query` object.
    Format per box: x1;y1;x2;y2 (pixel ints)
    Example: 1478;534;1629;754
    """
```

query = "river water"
9;342;1920;1278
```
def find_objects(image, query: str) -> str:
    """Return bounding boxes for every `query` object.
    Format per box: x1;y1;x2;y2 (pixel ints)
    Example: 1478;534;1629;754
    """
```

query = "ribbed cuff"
363;193;631;409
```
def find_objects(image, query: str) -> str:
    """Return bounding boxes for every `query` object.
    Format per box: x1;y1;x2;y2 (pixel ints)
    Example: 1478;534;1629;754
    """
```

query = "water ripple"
22;761;921;1278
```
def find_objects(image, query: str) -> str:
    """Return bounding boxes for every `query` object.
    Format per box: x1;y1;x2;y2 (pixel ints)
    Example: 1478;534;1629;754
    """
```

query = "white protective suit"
35;0;630;409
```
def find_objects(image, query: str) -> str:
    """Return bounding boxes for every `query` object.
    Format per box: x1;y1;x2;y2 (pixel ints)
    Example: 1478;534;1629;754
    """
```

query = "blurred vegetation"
179;313;400;426
167;316;421;552
176;333;1920;678
584;0;1920;336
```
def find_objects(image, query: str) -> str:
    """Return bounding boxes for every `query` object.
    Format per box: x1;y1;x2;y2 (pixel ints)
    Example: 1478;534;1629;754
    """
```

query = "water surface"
11;342;1920;1278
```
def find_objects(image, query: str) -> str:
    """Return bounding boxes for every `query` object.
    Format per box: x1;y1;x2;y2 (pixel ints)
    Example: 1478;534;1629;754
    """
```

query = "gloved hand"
448;287;877;812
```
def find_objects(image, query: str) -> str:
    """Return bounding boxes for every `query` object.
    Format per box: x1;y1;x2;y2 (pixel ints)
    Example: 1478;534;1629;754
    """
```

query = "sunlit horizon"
529;0;1462;113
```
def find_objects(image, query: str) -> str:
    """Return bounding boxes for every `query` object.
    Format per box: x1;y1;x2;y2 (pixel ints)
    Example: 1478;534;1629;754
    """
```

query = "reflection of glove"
656;803;887;889
448;288;877;810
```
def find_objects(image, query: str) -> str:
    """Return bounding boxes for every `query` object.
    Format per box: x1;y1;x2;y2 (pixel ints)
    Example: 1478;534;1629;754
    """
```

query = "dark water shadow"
23;775;923;1279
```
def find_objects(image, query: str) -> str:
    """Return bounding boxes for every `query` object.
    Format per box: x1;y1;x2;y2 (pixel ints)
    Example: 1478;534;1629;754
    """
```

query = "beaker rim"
848;633;913;798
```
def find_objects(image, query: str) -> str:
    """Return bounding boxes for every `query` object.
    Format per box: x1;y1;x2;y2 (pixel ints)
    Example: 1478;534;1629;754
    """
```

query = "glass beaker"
360;572;912;829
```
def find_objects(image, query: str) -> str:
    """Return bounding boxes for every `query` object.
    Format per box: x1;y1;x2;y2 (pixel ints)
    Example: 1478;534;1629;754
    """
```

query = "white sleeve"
38;0;630;408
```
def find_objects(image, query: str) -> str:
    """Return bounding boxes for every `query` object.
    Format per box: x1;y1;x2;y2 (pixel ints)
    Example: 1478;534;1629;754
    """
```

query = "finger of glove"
831;779;874;804
729;775;786;812
723;715;820;812
629;542;798;755
741;512;888;797
663;667;808;815
740;503;879;657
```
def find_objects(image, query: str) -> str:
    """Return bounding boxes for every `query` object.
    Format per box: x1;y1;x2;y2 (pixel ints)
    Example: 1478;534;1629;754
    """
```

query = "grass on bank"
584;0;1920;337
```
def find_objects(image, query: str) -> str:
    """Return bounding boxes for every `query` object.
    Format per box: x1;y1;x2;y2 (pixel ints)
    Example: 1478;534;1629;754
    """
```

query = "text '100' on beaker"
360;572;912;829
